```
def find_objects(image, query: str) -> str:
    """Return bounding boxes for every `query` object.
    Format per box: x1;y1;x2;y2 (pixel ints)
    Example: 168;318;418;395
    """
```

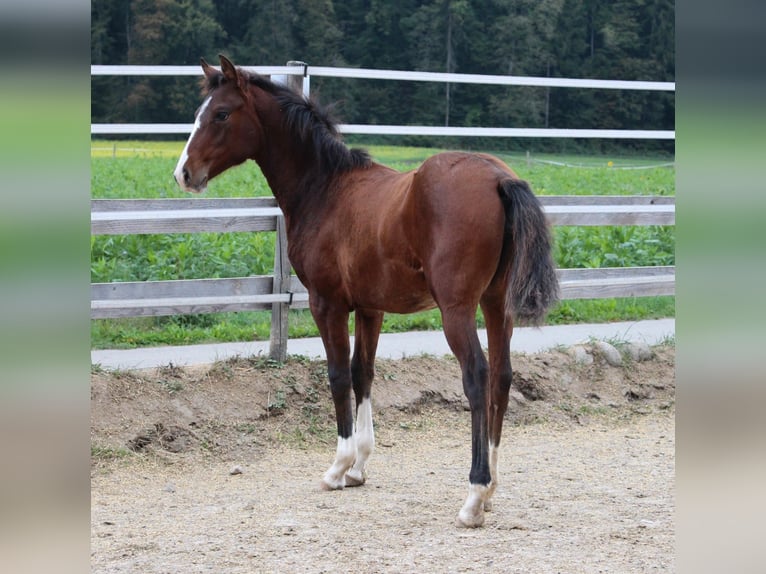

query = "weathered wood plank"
91;207;282;234
92;276;310;304
91;197;277;211
544;204;675;226
557;265;674;281
91;276;274;300
559;274;675;299
92;195;671;209
539;195;674;206
91;293;310;318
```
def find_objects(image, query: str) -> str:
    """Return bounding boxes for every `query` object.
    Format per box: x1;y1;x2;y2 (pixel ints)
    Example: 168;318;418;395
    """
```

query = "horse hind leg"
439;306;492;528
479;289;514;513
345;310;383;486
321;376;356;490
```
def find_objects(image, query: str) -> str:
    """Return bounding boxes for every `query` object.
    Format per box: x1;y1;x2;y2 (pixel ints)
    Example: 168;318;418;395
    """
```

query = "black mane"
205;69;372;174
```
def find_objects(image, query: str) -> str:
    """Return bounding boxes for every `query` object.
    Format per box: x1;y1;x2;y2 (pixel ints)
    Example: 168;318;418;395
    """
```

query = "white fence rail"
91;64;674;90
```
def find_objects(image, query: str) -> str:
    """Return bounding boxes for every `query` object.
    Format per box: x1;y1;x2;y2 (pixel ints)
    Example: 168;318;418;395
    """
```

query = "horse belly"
354;264;435;314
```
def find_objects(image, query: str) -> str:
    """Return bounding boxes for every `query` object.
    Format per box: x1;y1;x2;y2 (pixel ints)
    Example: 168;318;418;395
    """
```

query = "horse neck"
250;95;335;226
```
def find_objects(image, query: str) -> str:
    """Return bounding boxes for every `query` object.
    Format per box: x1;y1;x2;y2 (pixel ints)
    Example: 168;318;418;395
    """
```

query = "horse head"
174;55;262;193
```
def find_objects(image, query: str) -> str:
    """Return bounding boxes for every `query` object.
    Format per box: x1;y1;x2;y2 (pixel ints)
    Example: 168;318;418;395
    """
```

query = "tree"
487;0;565;129
89;0;674;153
127;0;226;64
122;0;226;123
91;0;132;122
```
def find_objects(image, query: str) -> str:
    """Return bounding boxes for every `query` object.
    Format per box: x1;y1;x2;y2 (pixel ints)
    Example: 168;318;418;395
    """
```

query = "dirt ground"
91;343;675;573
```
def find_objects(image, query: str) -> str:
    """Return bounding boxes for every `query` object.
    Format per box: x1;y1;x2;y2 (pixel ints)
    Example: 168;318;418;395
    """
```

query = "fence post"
269;214;291;362
267;59;308;362
286;60;309;96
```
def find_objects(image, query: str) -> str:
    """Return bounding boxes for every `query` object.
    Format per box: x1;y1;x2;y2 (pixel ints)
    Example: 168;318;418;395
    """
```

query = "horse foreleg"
345;397;372;486
346;310;384;486
311;300;355;490
322;375;356;489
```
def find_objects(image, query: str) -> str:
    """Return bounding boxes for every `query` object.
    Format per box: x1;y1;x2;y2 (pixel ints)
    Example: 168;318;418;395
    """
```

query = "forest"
91;0;674;153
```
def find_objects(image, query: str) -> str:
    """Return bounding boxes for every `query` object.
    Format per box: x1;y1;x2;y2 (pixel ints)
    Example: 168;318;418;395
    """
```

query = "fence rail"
91;63;675;360
91;123;674;139
91;64;675;91
91;195;675;236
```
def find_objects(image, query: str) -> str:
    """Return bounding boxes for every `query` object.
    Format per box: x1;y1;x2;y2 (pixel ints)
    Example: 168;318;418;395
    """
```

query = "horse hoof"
483;500;493;512
320;477;345;491
455;511;485;528
344;470;366;487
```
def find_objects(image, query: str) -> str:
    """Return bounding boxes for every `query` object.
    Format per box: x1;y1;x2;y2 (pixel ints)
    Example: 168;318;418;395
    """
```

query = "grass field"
91;141;675;349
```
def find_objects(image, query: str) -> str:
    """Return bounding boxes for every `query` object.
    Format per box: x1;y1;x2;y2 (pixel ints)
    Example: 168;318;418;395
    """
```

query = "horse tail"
497;178;560;326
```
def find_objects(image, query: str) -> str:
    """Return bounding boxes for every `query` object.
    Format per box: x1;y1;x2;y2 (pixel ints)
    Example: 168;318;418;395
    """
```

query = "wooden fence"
91;195;675;360
91;64;675;361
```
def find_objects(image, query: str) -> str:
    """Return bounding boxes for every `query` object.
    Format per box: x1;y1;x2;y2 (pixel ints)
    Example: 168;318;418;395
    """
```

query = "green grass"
90;141;675;349
91;444;132;462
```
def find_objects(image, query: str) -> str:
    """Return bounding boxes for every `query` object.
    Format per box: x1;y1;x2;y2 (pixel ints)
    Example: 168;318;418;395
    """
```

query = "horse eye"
214;111;230;122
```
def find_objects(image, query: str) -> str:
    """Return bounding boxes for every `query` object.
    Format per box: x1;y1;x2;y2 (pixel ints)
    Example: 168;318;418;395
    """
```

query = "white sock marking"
323;436;356;489
347;398;374;483
174;96;211;190
485;441;499;510
489;441;499;485
458;483;490;528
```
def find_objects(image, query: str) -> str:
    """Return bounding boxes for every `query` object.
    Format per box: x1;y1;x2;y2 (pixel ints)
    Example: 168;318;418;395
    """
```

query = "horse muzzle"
173;166;208;194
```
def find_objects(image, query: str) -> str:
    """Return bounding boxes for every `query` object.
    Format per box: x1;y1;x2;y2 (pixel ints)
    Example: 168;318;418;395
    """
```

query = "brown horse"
174;55;558;527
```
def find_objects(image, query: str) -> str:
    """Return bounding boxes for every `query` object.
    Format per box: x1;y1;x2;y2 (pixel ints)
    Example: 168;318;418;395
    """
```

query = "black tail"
498;178;559;326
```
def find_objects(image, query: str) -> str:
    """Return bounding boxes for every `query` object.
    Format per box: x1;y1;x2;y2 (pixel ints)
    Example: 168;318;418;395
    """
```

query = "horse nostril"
183;168;190;185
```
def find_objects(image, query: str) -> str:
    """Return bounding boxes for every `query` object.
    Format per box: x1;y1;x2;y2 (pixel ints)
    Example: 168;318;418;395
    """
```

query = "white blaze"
174;96;211;190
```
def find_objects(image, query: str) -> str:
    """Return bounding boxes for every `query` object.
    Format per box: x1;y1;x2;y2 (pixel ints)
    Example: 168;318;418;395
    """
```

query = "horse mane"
204;69;372;174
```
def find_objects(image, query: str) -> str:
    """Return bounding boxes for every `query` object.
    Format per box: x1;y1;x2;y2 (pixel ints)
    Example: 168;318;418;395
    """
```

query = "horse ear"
218;54;246;91
201;58;218;80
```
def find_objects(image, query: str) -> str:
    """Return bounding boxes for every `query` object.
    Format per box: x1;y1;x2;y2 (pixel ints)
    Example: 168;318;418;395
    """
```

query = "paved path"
91;318;674;371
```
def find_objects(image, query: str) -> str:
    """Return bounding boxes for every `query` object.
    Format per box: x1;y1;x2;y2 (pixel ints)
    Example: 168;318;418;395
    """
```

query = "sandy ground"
91;344;675;573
